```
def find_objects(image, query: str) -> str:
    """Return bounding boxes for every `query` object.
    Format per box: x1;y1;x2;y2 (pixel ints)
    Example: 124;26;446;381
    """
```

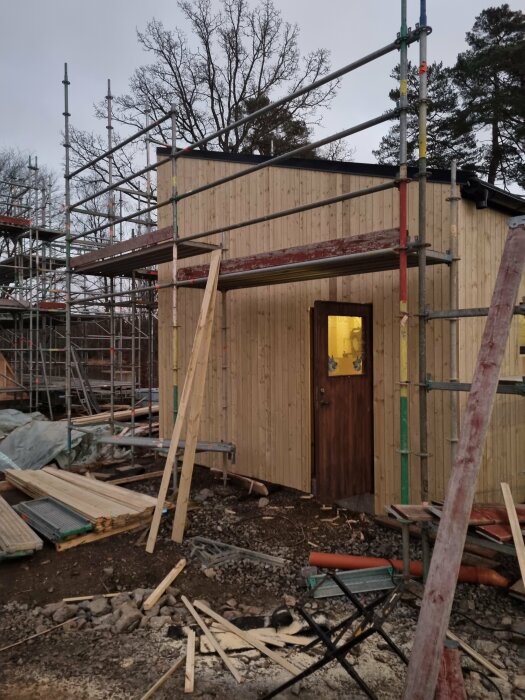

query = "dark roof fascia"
157;147;525;216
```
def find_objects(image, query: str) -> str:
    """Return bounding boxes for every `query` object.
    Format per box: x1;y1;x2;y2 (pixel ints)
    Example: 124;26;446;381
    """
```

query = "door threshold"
335;493;375;515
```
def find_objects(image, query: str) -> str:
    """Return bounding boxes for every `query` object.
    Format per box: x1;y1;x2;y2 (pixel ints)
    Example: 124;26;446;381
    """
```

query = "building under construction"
0;0;523;516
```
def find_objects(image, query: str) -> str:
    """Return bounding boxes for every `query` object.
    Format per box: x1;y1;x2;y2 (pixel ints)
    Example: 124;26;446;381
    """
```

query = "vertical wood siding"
156;155;524;509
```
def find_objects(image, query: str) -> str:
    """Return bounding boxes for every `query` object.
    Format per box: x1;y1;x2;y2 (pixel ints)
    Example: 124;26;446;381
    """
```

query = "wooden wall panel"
457;203;525;503
156;155;524;508
0;352;16;401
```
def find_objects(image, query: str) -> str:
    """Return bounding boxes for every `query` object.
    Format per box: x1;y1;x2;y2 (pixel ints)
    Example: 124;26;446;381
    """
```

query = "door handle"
320;399;330;406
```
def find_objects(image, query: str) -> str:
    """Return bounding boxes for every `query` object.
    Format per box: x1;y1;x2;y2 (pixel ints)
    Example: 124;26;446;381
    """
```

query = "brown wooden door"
312;301;373;503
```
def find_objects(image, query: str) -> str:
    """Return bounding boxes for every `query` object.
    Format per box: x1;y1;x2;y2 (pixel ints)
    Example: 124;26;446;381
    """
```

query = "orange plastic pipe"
308;552;509;588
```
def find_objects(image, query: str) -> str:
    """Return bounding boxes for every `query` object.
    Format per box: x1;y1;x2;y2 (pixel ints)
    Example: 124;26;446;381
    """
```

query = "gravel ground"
1;465;525;699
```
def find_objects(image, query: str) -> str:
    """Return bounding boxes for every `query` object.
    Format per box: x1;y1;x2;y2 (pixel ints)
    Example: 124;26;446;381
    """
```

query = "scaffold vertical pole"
418;0;429;501
398;0;410;504
63;63;72;458
448;160;460;464
171;104;179;438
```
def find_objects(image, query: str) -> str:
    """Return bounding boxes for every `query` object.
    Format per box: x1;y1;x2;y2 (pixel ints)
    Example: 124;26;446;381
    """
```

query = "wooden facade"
157;152;525;511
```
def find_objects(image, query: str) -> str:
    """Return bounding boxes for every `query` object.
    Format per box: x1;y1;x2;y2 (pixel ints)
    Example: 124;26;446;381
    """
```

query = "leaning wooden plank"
445;630;506;680
143;559;187;610
184;629;196;694
55;520;148;551
181;595;243;684
501;482;525;585
172;258;220;543
0;495;43;554
405;221;525;700
139;655;186;700
146;249;222;554
193;601;302;676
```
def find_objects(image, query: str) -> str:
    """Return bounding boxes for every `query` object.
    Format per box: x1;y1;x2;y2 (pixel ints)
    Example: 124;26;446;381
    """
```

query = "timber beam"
177;229;451;291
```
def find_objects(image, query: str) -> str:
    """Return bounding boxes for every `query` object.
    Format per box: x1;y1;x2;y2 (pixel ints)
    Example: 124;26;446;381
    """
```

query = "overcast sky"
1;0;524;176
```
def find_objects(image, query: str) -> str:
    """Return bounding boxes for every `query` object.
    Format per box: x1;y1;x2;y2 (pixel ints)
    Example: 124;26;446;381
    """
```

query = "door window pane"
327;315;364;376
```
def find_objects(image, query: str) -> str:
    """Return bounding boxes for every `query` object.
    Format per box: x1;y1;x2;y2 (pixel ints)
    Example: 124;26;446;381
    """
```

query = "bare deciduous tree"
101;0;339;153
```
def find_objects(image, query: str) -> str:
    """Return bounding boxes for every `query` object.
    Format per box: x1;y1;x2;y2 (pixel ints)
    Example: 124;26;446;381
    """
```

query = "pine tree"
373;61;480;170
454;4;525;188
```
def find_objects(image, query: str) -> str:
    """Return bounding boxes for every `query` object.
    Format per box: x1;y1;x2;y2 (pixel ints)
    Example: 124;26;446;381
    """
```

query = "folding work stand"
261;573;408;699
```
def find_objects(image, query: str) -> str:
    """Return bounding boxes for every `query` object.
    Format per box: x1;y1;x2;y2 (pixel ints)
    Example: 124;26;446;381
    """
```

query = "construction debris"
308;551;510;587
189;536;287;569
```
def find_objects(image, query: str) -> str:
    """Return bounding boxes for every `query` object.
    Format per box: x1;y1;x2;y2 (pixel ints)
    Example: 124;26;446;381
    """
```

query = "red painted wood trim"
178;228;400;281
0;215;31;228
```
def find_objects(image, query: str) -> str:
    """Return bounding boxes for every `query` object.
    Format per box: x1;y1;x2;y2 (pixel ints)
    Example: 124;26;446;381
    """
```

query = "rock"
41;602;63;618
223;610;239;621
514;676;525;690
195;488;214;502
114;607;142;634
203;568;217;579
148;616;172;630
103;567;114;577
282;594;297;607
475;640;498;656
144;604;160;618
111;593;132;611
258;497;269;508
226;598;238;609
63;619;78;633
88;597;111;617
159;606;173;617
166;594;178;606
52;604;79;624
35;624;48;634
92;613;114;627
501;616;513;627
133;589;147;606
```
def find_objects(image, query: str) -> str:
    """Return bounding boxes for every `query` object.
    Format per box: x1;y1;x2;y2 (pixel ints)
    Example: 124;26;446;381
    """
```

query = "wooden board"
147;249;222;553
185;629;196;693
0;495;43;554
181;595;242;684
501;482;525;585
172;252;221;542
143;559;186;610
193;600;302;676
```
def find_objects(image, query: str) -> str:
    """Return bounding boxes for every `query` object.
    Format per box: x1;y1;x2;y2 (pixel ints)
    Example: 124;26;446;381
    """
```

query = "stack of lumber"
5;467;158;532
71;404;159;427
0;494;43;558
428;503;525;544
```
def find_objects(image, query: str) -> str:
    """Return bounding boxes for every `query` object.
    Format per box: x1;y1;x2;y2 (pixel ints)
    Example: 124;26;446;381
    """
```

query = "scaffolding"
1;0;521;501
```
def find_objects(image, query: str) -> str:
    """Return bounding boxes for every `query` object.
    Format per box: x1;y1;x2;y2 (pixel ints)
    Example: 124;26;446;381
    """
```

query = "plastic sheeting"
0;409;46;440
0;413;124;471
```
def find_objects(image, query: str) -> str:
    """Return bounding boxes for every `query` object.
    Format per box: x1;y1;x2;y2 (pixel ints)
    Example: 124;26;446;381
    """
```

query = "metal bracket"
509;215;525;229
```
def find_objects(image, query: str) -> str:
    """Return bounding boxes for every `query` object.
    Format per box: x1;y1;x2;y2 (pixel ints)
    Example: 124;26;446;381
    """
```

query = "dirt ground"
1;465;525;699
